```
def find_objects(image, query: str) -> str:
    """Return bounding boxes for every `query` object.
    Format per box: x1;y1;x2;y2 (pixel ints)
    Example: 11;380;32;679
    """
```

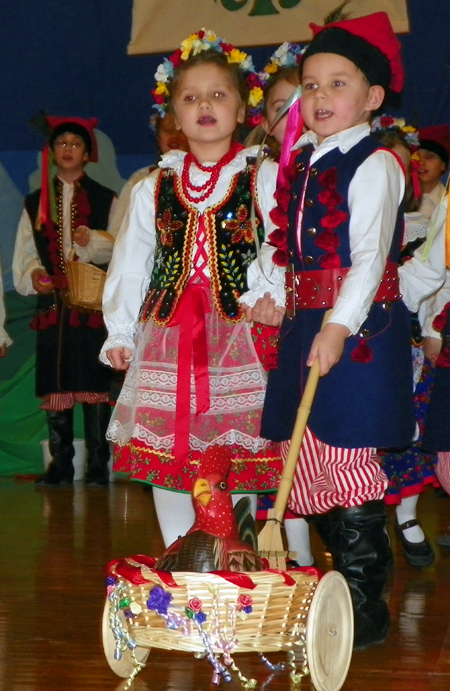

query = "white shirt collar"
292;123;371;155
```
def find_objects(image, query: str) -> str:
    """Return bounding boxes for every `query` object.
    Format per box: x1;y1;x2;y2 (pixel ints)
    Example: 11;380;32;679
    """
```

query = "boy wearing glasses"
13;117;117;486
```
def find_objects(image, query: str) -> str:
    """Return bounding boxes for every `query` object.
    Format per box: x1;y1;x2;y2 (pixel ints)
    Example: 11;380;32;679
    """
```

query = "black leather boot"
83;403;111;486
308;508;340;557
35;410;75;485
335;501;391;650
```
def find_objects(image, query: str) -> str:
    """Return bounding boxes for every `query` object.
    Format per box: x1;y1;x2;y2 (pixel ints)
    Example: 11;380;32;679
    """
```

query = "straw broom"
258;310;332;568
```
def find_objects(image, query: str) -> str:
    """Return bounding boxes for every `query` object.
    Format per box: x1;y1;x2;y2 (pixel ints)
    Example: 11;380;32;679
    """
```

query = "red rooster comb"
197;445;232;479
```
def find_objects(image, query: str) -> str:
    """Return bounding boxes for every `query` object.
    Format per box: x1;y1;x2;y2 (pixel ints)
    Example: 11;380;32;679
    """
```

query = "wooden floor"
1;476;450;691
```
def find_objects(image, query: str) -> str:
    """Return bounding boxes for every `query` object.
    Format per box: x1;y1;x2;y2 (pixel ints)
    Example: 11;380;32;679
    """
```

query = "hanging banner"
128;0;410;55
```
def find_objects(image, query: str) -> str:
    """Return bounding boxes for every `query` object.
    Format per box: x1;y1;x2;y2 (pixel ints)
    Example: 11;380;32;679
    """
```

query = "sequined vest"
139;159;264;326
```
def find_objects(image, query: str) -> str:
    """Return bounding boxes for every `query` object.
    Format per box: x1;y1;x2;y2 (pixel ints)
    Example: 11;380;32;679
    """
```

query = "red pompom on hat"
418;124;450;166
46;115;99;162
303;12;403;104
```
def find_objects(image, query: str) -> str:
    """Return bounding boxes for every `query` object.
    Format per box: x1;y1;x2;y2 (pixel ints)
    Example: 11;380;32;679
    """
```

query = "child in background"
100;30;282;548
417;125;450;221
372;119;444;568
13;117;117;487
245;43;303;159
247;13;415;648
108;113;189;239
247;43;315;567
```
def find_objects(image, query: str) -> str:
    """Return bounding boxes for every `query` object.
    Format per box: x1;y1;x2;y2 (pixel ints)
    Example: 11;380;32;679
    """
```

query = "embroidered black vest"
25;174;115;277
139;159;264;325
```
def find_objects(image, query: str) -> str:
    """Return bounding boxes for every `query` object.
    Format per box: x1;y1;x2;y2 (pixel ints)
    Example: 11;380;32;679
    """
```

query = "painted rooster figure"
154;446;264;573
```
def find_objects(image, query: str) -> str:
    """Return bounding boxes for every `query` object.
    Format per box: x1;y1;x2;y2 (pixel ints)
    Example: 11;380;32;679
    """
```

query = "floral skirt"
110;293;281;493
378;350;437;504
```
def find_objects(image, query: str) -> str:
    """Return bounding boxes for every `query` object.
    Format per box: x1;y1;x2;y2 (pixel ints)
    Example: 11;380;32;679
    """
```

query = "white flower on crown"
155;58;174;84
241;55;255;72
274;43;290;61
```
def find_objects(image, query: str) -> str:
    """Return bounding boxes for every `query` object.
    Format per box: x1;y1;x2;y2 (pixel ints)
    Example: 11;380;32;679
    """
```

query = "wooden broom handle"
272;309;332;520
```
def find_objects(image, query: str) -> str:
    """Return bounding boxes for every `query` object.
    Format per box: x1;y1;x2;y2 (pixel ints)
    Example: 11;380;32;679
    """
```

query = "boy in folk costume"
13;117;117;486
247;13;415;648
417;124;450;220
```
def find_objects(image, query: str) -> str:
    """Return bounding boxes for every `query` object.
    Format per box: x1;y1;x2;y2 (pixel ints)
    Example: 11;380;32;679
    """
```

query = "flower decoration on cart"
151;28;264;127
104;555;321;689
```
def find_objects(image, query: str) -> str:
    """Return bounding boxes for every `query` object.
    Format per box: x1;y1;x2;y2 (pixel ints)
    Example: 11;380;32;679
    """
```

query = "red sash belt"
286;262;401;317
170;281;211;463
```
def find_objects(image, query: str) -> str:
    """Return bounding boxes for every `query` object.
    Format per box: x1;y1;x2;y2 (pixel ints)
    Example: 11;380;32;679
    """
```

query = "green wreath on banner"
218;0;302;16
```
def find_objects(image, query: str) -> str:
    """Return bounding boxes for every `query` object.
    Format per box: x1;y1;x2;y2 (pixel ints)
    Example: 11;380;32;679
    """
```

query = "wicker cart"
102;556;353;690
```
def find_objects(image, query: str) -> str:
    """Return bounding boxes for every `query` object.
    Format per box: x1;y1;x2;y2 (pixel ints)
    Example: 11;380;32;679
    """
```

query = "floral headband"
371;115;421;198
371;115;420;150
152;28;264;126
247;42;305;125
260;42;305;82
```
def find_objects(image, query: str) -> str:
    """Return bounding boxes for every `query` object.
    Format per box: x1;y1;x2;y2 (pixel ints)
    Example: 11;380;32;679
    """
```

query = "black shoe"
83;403;111;487
435;531;450;547
35;462;74;486
395;519;435;568
434;486;449;499
36;410;75;486
85;465;110;487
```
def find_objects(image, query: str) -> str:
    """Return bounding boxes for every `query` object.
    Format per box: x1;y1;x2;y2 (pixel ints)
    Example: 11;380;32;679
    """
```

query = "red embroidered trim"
432;301;450;333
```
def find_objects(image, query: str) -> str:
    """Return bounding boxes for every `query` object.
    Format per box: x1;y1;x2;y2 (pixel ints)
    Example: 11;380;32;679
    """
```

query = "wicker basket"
65;261;106;311
102;557;353;690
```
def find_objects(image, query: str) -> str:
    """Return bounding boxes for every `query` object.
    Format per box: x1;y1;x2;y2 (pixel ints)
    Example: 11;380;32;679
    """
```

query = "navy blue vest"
262;136;415;449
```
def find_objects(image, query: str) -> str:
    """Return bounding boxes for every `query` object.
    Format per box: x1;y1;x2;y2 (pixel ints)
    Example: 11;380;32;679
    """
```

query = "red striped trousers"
282;426;388;516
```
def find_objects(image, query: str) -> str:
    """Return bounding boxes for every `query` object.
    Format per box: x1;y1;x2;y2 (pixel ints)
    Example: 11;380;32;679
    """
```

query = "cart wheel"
305;571;353;691
102;597;150;678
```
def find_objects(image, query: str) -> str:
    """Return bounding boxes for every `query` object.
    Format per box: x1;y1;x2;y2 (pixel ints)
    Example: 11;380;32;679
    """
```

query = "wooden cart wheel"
102;597;150;678
305;571;353;691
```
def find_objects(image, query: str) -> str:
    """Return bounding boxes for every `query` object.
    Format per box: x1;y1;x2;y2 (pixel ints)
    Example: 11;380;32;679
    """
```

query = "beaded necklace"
180;142;244;203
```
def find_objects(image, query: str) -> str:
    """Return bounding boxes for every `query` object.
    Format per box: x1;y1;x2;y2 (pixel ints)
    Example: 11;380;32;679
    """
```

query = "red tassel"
351;339;373;363
46;309;58;327
432;302;450;333
272;248;290;267
436;349;450;368
319;252;341;269
87;312;104;328
321;209;348;229
315;230;340;251
69;310;81;327
29;315;39;331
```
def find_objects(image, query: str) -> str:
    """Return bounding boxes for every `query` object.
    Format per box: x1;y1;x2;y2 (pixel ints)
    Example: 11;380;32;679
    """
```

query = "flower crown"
152;28;264;126
371;115;420;150
247;42;305;123
260;42;306;82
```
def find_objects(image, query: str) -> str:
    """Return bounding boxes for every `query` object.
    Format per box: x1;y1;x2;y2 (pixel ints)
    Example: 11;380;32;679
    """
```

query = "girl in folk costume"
420;189;450;544
247;43;317;568
245;42;304;160
100;30;283;548
13;116;117;486
372;118;446;568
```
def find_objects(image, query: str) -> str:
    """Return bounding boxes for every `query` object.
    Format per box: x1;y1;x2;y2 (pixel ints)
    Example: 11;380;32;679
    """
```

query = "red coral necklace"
180;142;243;203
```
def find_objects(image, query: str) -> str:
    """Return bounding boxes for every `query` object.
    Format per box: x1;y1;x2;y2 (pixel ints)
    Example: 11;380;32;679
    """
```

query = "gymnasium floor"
1;477;449;691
